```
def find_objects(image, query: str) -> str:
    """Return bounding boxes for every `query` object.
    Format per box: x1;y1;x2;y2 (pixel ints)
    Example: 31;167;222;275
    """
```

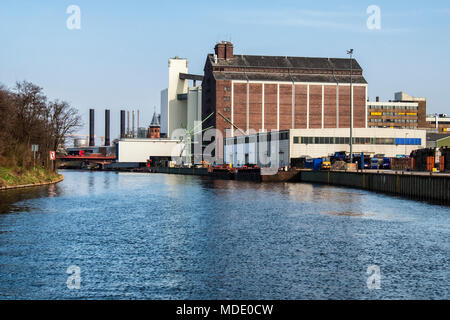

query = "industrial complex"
58;41;450;174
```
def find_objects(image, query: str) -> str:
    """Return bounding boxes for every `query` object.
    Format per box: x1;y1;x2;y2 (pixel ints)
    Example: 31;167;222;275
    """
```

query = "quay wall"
300;171;450;205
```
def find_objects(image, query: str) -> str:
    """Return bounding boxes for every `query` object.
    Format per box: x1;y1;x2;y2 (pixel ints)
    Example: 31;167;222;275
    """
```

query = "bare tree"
0;81;82;171
47;100;83;152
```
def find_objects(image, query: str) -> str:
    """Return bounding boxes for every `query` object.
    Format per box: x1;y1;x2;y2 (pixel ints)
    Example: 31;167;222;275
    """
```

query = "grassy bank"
0;166;62;188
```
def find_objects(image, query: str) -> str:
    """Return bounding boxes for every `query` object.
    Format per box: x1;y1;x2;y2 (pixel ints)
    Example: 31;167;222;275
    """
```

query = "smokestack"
137;110;140;129
132;111;135;138
89;109;95;146
105;109;110;146
127;111;130;136
120;110;125;138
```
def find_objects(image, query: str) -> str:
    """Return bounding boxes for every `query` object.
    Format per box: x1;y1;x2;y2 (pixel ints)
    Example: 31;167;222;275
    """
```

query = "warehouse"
202;41;368;138
116;138;185;163
224;128;426;167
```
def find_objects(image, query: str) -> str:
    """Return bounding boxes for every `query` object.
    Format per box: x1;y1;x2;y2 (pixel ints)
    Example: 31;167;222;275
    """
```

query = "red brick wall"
212;80;366;135
309;85;322;128
215;80;232;136
339;85;350;128
279;84;292;131
324;86;337;128
264;84;277;131
294;85;307;128
233;83;247;135
249;83;262;132
353;86;366;128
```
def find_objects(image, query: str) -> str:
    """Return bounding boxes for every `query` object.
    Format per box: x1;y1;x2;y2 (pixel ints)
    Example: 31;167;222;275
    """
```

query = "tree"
0;81;82;171
47;100;82;152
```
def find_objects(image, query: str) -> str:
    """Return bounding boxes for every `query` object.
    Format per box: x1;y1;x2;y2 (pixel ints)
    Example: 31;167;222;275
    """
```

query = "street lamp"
347;49;354;164
405;132;408;156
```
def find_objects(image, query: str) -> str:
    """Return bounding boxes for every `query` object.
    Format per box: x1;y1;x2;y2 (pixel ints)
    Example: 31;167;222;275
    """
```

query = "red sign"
49;151;56;160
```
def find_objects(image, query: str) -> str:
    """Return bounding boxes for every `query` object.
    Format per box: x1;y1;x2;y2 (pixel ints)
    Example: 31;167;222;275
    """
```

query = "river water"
0;170;449;299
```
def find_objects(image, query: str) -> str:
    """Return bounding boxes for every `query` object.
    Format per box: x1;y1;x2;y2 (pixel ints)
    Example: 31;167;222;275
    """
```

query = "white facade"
160;88;168;135
224;128;426;167
117;139;185;163
224;132;290;168
187;86;202;131
160;57;202;139
289;128;426;158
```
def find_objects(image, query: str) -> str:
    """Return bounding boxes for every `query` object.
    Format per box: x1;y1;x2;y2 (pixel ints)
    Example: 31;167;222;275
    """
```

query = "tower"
148;111;160;139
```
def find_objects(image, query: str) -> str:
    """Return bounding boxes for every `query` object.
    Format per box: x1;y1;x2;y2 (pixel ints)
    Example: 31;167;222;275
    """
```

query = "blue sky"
1;0;450;139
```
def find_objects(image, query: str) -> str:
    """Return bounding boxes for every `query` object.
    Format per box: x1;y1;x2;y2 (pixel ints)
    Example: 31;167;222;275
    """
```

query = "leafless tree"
0;81;83;171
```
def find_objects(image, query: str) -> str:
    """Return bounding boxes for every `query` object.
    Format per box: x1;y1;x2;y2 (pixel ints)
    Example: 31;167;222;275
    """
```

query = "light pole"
347;49;354;164
405;132;408;156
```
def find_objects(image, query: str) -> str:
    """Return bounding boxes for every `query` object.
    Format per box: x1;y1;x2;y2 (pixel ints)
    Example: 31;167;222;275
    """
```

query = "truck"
371;158;382;169
381;157;391;169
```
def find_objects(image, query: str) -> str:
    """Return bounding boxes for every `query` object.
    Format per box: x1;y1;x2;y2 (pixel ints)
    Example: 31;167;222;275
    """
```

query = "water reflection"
0;170;449;300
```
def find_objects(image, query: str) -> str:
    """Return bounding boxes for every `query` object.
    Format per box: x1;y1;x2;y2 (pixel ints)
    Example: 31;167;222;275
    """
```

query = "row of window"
227;131;290;144
369;125;418;129
293;136;422;145
368;105;418;110
370;112;417;116
369;119;418;123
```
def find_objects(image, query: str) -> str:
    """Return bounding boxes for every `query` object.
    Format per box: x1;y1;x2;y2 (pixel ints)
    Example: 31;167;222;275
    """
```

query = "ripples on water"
0;170;449;299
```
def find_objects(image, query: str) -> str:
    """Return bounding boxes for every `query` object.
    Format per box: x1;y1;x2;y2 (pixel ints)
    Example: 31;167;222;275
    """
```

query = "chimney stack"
89;109;95;146
215;41;233;60
214;42;226;59
132;111;135;138
127;111;130;136
225;41;234;59
120;110;125;138
105;109;110;146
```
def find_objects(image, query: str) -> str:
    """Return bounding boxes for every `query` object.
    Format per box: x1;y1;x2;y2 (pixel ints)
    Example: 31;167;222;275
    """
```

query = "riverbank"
0;166;63;190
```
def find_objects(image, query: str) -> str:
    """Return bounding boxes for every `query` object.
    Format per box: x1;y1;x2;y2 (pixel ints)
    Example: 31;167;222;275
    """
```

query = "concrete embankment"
299;170;450;205
151;167;209;176
0;175;64;191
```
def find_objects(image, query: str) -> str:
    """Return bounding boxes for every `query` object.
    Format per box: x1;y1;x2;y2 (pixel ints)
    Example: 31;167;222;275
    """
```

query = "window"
293;137;300;144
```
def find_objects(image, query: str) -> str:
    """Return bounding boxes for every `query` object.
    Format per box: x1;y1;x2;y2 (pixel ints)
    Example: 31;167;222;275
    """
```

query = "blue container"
313;159;323;171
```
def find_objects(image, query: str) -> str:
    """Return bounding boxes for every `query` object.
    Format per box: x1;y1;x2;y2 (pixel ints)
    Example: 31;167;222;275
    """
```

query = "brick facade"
202;42;368;137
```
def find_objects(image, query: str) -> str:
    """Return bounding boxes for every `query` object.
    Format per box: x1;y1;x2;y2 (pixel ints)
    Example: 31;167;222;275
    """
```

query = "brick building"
202;41;368;138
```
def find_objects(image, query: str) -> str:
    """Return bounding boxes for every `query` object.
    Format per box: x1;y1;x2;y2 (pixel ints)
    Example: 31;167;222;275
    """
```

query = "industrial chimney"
89;109;95;146
105;109;110;146
120;110;125;138
132;111;135;138
127;111;130;136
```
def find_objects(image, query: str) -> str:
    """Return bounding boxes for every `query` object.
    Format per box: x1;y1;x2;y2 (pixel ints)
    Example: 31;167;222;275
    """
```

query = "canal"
0;170;449;299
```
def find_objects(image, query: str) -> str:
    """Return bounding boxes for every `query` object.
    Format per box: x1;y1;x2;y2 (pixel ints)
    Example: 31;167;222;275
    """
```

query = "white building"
160;57;202;139
224;128;426;167
117;139;185;163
